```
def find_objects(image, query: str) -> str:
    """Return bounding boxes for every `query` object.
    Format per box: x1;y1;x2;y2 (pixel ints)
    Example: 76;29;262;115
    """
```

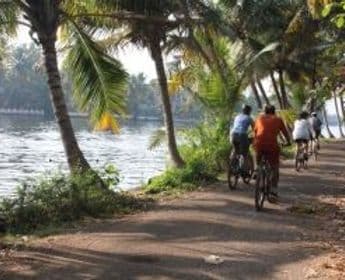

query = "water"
0;114;342;198
0;115;168;197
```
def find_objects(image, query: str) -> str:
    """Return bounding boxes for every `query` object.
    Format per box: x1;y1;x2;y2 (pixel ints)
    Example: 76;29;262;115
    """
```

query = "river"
0;115;170;197
0;114;342;198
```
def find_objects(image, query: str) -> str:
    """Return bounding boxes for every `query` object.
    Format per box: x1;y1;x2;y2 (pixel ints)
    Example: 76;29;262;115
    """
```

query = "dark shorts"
314;129;321;139
231;133;250;156
295;139;308;144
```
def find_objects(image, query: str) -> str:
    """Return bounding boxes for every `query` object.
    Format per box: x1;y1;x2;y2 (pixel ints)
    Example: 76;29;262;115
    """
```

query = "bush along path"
1;141;345;279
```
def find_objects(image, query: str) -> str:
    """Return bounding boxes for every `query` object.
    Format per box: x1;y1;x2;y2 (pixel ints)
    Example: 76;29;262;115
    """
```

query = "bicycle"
254;154;275;211
309;138;319;161
294;141;308;171
227;151;254;190
254;143;289;211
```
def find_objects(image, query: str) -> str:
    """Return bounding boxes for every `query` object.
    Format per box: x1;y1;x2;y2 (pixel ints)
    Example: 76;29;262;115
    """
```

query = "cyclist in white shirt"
292;111;313;161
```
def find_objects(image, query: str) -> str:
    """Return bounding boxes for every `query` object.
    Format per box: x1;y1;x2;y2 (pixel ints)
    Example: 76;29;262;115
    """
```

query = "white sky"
14;26;157;80
13;26;338;115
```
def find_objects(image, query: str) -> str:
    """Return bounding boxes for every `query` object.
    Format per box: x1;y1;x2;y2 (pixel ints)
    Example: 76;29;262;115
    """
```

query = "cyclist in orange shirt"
254;105;291;200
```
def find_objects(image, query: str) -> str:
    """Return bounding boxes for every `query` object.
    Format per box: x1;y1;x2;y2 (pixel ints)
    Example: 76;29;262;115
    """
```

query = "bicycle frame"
227;149;253;190
295;141;307;171
255;155;273;211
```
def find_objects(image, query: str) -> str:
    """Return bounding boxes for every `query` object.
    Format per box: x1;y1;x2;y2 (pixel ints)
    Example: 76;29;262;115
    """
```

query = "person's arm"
253;119;258;138
250;117;255;132
279;118;291;144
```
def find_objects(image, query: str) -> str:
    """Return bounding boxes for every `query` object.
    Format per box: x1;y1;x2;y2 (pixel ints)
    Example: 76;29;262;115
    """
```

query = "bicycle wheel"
242;154;253;184
227;159;239;190
295;156;301;171
255;171;265;211
266;171;276;203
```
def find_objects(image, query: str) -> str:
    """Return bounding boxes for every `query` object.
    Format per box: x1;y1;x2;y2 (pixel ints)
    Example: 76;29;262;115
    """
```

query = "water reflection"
0;115;167;197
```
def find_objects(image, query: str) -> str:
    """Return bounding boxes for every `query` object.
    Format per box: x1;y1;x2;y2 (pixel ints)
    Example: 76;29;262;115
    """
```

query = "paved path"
1;141;345;280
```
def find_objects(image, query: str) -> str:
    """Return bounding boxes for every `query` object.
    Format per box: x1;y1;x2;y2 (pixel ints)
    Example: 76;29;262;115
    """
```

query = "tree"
78;0;206;167
0;1;128;173
0;44;54;117
332;90;345;137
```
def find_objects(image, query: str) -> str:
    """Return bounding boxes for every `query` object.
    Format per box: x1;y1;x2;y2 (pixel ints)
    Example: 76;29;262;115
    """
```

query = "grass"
0;171;153;235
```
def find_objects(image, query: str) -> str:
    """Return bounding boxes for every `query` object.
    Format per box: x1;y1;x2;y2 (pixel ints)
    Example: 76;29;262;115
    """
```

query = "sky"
13;26;338;114
15;26;157;80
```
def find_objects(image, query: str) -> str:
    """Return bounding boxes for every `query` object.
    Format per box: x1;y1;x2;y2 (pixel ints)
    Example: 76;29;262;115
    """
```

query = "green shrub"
179;119;231;173
0;168;150;234
144;158;217;195
280;144;295;159
145;120;229;195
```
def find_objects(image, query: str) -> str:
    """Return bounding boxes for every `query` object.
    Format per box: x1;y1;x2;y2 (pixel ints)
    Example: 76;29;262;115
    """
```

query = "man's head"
264;104;275;115
299;111;309;120
242;104;252;115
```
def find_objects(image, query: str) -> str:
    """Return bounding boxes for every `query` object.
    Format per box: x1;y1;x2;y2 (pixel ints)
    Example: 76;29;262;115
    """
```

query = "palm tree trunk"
339;93;345;124
256;77;270;105
149;38;185;168
332;91;345;137
41;38;90;172
322;105;335;138
278;68;290;108
250;79;262;109
269;71;283;109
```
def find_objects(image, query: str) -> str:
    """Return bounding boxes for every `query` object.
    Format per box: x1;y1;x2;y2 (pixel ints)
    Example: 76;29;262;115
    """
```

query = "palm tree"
255;76;270;105
269;71;283;109
250;79;263;109
77;1;198;167
0;1;128;173
323;105;335;138
332;90;345;137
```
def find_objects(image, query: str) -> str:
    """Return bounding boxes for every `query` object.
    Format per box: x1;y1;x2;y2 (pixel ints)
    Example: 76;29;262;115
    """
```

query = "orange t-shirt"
254;114;288;147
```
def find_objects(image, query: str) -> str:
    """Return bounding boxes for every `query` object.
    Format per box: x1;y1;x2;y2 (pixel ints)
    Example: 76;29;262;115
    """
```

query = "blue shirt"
231;114;253;134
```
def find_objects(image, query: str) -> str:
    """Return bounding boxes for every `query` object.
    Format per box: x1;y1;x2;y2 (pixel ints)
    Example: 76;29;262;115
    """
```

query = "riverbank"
1;140;345;279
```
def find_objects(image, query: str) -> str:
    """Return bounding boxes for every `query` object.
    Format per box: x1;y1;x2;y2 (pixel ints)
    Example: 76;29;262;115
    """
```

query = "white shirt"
293;119;312;140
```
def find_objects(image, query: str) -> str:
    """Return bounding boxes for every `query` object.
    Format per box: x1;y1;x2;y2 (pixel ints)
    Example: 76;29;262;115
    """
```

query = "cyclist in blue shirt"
230;105;254;170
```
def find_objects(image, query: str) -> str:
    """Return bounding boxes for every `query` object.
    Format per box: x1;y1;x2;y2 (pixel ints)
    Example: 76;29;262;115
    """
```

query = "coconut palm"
0;1;128;173
75;0;203;167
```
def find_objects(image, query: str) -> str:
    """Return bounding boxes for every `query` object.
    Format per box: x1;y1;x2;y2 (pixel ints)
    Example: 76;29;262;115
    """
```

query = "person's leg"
240;134;250;171
316;130;321;149
230;133;240;161
295;140;301;158
253;145;262;179
304;140;309;160
269;147;280;196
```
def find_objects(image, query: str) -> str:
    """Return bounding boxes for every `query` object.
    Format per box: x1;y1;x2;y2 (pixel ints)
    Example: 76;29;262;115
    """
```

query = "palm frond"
148;128;166;150
65;20;128;125
0;1;19;34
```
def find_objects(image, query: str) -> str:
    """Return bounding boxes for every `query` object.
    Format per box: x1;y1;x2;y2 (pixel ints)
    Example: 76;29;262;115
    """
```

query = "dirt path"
1;141;345;280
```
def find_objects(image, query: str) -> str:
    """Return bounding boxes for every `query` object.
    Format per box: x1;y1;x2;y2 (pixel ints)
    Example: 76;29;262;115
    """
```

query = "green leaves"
334;14;345;28
0;1;19;34
322;1;345;29
65;21;128;125
148;128;166;150
321;4;333;17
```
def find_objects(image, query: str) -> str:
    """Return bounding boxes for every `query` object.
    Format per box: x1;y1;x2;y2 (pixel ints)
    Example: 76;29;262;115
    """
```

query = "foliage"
0;168;148;234
145;119;230;194
0;44;53;117
144;158;217;195
179;119;231;172
0;0;129;129
65;22;128;125
277;109;297;126
309;0;345;28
